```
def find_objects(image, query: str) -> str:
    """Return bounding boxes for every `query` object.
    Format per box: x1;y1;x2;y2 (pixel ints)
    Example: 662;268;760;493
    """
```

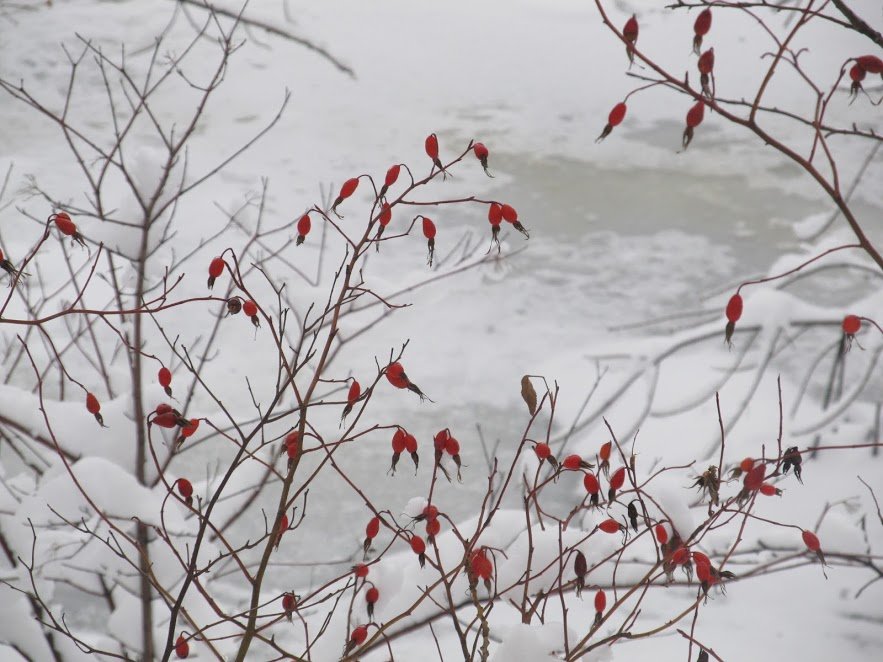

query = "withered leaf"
521;375;537;415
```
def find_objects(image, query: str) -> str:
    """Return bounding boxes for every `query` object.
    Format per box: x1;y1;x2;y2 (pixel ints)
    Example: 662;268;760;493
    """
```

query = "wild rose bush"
0;2;881;661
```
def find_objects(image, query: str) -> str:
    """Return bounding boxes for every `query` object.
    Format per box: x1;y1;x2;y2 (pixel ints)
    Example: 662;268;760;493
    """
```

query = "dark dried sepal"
724;320;736;346
627;501;639;532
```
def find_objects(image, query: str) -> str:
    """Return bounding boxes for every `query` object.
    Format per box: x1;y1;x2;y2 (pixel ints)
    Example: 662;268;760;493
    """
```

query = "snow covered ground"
0;0;881;660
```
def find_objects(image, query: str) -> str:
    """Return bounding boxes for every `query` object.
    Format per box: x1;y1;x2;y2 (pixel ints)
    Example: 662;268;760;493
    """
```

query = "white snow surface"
0;0;881;661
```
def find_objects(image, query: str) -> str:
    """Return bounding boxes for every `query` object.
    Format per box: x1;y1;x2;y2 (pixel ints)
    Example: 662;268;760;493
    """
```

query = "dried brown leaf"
520;375;537;415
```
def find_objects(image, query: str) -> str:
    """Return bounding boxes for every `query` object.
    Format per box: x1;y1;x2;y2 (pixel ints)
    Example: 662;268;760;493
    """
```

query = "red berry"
726;293;743;323
54;211;77;235
386;362;408;389
740;457;755;473
498;203;529;237
242;300;258;317
609;467;626;490
470;548;492;579
500;204;518;224
478;558;492;580
181;419;199;438
608;102;627;127
208;257;224;278
156;403;173;415
594;589;606;614
698;48;715;75
759;483;778;496
563;454;583;470
158;367;172;388
686;100;705;128
366;516;380;540
850;64;866;82
339;178;359;200
473;142;493;176
692;551;710;567
694;8;712;36
350;625;368;646
392;429;407;454
176;478;193;499
802;530;820;552
154;411;180;428
422;504;439;520
655;523;669;544
599;441;612;462
422;217;436;239
599;519;621;534
477;554;492;579
282;592;296;612
583;473;600;494
385;164;401;189
534;442;551;460
331;178;359;214
421;218;438;266
842;314;861;335
695;559;712;582
433;429;450;451
347;380;361;405
672;547;690;565
444;436;460;456
404;433;418;454
855;55;883;74
365;585;379;616
378;203;392;227
480;556;493;580
86;392;101;415
744;463;766;491
425;133;439;160
410;535;426;555
275;514;289;548
623;14;638;43
207;256;225;289
598;103;628;141
285;431;300;460
296;214;311;244
175;635;189;659
488;203;503;226
354;563;369;578
470;551;485;576
426;518;441;537
621;14;639;63
52;211;87;246
297;214;311;236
